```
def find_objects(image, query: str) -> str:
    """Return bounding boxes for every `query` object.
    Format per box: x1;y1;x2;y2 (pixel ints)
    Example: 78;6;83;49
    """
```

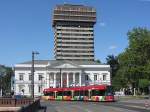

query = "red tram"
42;85;114;102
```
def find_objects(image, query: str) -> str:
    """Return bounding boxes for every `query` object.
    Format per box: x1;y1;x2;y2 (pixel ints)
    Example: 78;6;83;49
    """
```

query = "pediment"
46;60;82;69
55;63;78;68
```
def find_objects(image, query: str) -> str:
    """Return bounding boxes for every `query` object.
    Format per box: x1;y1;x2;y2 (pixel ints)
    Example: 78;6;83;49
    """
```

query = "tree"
138;79;150;94
106;55;120;90
106;55;119;78
116;27;150;94
0;65;13;95
95;59;101;63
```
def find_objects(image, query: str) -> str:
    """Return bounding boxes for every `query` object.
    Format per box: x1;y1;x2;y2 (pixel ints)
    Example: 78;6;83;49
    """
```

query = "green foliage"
95;59;101;63
0;65;13;94
106;55;119;78
109;27;150;92
138;79;150;89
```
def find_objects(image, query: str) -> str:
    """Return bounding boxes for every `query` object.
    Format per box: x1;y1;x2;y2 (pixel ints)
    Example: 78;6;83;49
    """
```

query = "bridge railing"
0;98;33;107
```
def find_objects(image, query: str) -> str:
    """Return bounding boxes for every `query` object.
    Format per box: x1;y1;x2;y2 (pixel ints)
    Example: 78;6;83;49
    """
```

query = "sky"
0;0;150;66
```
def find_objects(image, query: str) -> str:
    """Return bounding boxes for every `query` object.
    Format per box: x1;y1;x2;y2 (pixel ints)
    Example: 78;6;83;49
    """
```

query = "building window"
102;74;107;80
85;75;89;80
19;74;24;81
94;75;97;81
29;74;32;81
18;85;25;93
38;85;42;93
38;74;43;81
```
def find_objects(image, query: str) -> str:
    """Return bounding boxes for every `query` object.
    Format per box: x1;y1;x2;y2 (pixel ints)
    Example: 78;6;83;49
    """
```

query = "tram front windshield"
106;86;114;96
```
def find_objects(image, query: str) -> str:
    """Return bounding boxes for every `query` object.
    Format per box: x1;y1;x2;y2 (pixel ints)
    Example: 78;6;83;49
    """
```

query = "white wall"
14;63;111;96
15;70;47;96
84;70;110;85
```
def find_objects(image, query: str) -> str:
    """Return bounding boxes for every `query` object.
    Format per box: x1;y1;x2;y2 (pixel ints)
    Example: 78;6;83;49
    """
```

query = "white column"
54;73;56;88
73;73;75;86
48;73;50;88
133;88;136;96
67;73;69;87
61;73;63;87
79;73;81;86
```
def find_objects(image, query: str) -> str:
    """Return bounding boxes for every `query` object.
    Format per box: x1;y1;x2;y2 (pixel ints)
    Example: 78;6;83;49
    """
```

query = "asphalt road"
39;100;150;112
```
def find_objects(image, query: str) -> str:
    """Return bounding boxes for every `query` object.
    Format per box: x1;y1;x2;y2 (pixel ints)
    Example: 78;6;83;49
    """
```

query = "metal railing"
0;98;33;107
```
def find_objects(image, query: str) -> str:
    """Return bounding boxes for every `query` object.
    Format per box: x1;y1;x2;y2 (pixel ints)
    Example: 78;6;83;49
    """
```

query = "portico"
47;70;82;88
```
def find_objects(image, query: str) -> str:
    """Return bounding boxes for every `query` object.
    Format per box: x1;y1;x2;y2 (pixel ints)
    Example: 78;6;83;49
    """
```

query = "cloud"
108;45;117;50
98;22;106;27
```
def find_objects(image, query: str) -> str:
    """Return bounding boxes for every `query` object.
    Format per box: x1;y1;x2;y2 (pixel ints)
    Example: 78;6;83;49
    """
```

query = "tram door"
74;91;80;100
56;91;63;100
83;90;89;101
63;91;72;100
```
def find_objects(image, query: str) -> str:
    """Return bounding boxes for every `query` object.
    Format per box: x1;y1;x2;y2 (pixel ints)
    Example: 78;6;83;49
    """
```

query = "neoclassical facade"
14;60;111;96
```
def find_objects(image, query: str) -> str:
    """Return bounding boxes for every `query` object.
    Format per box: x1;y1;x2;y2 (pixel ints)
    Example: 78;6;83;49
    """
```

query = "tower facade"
53;4;96;61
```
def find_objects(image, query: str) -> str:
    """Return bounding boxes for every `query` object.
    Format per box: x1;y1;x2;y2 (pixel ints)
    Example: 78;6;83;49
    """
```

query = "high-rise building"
53;4;96;61
13;5;111;97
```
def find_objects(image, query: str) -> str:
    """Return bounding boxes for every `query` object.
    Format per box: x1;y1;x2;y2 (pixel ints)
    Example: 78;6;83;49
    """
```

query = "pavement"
0;107;21;111
38;99;150;112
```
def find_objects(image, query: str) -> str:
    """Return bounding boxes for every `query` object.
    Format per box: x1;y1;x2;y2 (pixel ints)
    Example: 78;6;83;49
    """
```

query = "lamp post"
40;76;44;96
31;51;39;99
60;68;62;88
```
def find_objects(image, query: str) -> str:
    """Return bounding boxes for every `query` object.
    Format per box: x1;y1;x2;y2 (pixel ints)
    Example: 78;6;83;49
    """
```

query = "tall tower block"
53;4;96;61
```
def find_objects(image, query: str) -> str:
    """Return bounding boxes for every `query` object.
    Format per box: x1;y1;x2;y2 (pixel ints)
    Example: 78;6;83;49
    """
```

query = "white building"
14;60;111;96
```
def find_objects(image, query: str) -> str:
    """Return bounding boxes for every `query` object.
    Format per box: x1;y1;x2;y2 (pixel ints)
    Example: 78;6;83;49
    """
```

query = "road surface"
39;100;150;112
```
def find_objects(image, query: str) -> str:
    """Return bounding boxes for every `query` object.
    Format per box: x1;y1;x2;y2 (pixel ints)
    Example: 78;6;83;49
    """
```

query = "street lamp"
31;51;39;99
60;68;62;88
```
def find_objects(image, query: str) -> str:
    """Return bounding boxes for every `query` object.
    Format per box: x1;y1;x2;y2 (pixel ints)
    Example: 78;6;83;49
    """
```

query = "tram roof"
44;85;108;92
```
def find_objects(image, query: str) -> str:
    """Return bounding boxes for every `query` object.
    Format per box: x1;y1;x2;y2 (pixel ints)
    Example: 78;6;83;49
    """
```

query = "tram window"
79;90;88;96
49;92;54;96
84;91;88;96
57;92;63;96
80;91;84;96
106;86;114;95
74;91;80;96
91;90;105;96
63;91;71;96
44;92;48;96
44;92;54;96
